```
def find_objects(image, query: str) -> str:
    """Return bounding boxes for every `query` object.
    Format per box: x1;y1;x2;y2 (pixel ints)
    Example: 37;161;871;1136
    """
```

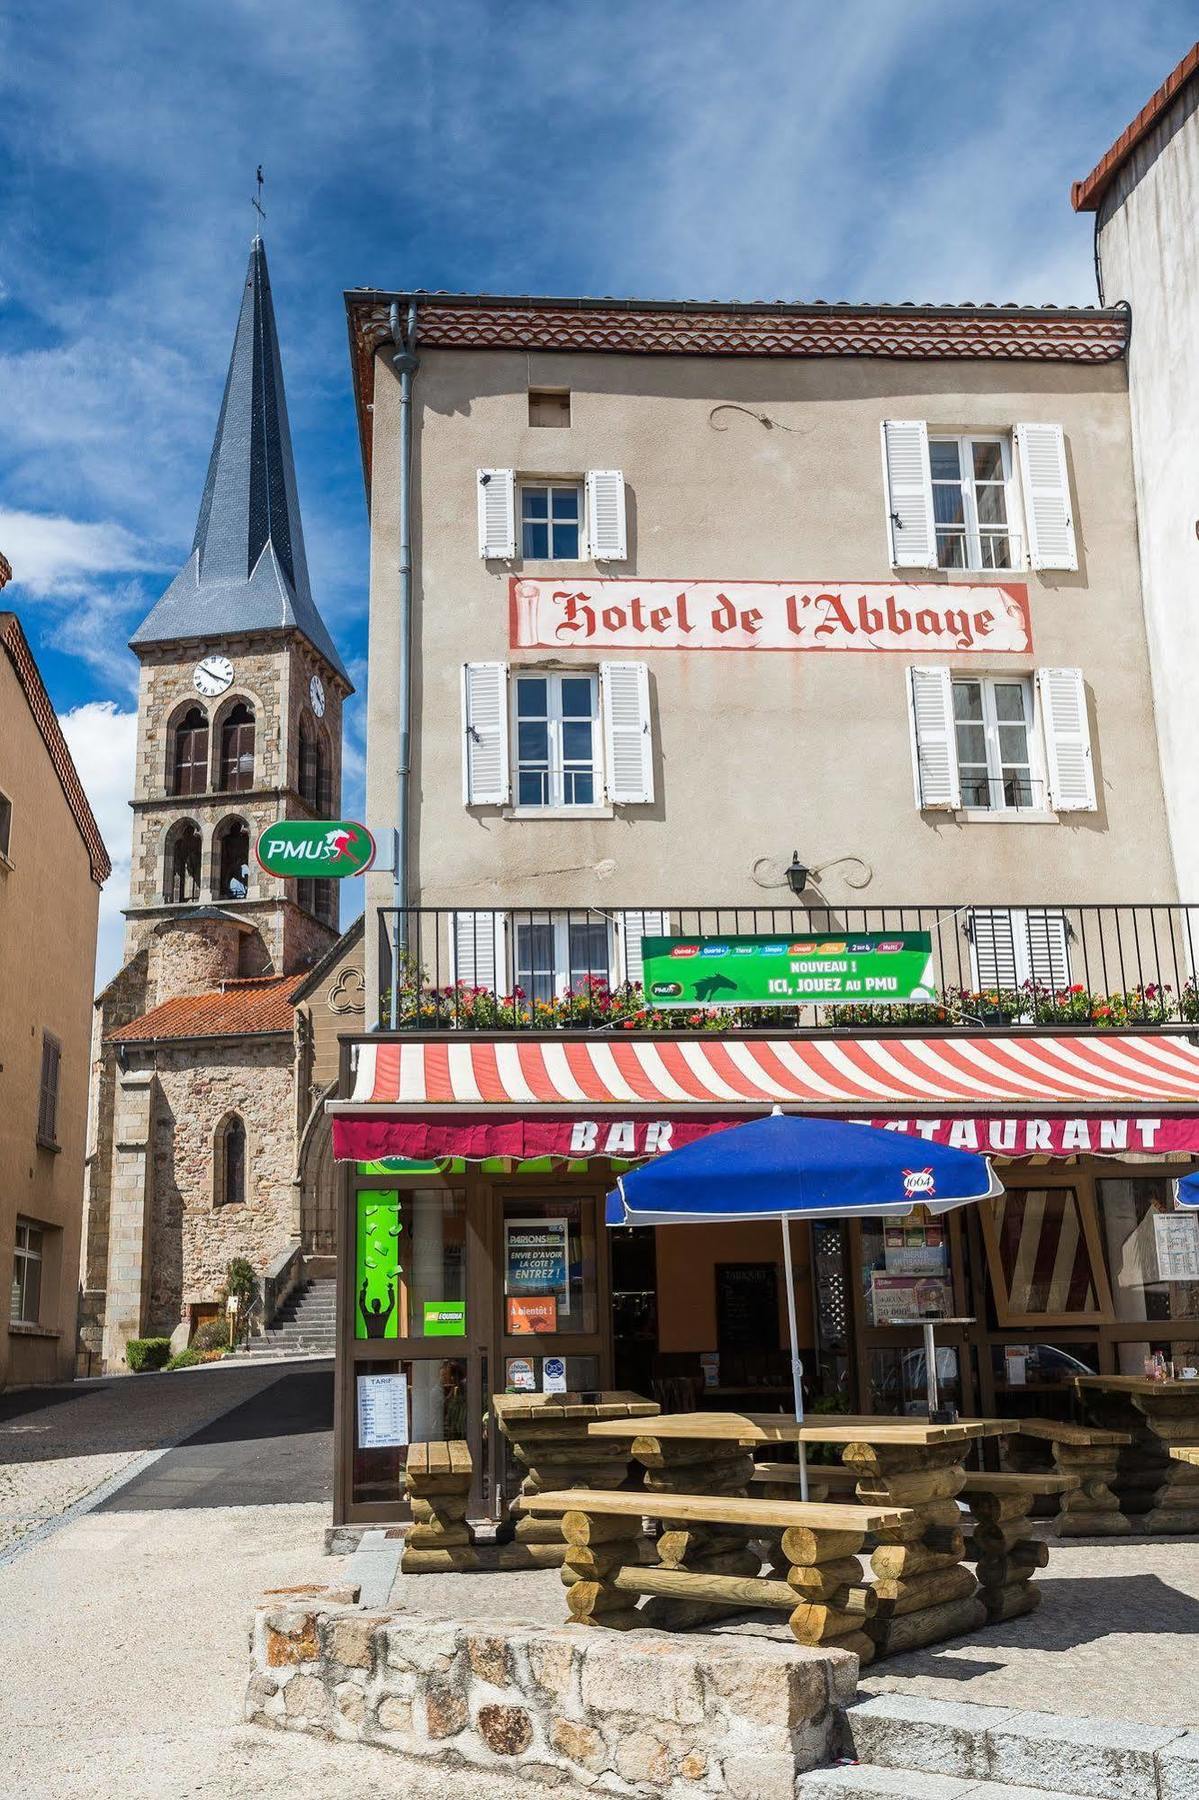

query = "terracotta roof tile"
0;612;111;885
108;972;304;1043
345;292;1129;495
1072;42;1199;212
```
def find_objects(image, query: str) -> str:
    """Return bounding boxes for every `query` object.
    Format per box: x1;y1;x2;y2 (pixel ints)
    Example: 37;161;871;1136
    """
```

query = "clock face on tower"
309;673;326;718
193;655;234;698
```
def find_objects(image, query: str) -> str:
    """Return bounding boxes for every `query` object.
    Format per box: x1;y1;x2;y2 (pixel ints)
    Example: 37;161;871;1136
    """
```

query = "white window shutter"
600;662;654;804
449;912;507;992
1015;424;1077;571
616;910;671;987
1037;667;1096;811
970;908;1070;995
477;468;516;558
969;909;1019;989
881;421;935;567
1020;910;1071;988
906;666;961;809
586;469;627;560
461;662;510;805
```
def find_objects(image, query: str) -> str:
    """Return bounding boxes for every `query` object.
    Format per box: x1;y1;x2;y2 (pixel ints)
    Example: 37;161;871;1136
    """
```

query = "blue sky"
1;0;1195;983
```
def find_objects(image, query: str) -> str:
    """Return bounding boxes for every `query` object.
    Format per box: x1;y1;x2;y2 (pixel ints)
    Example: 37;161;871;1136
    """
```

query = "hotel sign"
642;932;937;1008
510;576;1031;654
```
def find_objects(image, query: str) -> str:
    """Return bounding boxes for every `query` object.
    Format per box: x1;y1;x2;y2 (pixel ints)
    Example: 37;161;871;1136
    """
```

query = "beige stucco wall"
0;650;100;1386
364;342;1173;953
1094;82;1199;902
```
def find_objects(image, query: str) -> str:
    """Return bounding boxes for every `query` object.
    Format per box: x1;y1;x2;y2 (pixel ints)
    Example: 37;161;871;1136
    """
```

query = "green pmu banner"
356;1190;402;1340
641;932;937;1008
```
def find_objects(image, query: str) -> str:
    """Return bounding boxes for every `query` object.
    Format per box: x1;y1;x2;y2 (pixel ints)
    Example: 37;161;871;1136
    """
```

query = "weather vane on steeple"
252;165;266;234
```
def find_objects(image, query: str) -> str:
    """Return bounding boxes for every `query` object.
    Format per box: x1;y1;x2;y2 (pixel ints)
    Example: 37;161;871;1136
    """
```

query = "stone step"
798;1770;1110;1800
837;1695;1190;1800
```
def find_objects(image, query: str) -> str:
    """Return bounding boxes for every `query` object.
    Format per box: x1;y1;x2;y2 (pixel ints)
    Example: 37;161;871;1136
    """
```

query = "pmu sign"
255;820;376;878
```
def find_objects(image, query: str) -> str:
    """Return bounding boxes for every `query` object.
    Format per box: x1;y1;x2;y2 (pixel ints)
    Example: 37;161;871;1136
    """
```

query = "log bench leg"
844;1442;984;1658
634;1437;759;1628
495;1422;634;1567
561;1510;644;1629
961;1491;1048;1622
401;1468;479;1573
778;1525;877;1666
1051;1442;1129;1538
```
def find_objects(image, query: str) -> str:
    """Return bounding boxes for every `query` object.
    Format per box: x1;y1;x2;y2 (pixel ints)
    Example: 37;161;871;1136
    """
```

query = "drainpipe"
388;300;419;1028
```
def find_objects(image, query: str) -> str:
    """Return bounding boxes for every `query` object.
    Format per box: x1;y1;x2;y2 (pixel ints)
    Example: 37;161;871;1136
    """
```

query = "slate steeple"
131;237;348;681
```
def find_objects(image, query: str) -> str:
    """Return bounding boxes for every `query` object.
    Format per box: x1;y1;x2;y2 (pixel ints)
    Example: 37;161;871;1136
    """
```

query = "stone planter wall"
246;1586;859;1797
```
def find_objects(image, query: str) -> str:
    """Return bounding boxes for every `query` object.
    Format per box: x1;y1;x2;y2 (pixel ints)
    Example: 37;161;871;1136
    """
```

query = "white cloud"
58;700;136;990
0;508;153;598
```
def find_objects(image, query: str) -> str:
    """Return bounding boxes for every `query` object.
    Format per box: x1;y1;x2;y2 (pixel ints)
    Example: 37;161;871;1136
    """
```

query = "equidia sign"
255;819;376;878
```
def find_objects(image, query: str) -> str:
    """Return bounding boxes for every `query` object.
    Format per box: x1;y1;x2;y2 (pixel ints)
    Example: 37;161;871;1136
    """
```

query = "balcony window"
514;916;611;1003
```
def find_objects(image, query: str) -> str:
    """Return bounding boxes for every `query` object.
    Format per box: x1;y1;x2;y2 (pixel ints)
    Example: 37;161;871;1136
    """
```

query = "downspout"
388;300;419;1028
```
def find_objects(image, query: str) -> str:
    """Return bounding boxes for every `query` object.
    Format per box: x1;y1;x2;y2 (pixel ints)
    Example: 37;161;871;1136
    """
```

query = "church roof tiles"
108;972;305;1044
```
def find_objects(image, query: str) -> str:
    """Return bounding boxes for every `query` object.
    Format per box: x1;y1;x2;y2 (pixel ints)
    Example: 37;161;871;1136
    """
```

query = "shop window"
37;1032;61;1148
502;1196;597;1338
214;1115;246;1206
165;820;202;903
354;1189;467;1344
980;1186;1114;1327
218;702;255;791
11;1218;44;1323
1097;1177;1199;1376
172;706;209;796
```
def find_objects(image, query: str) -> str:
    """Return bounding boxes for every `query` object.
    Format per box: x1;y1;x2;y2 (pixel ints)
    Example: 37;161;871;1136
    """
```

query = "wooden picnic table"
589;1410;1015;1652
492;1391;660;1566
999;1415;1132;1537
1074;1376;1199;1533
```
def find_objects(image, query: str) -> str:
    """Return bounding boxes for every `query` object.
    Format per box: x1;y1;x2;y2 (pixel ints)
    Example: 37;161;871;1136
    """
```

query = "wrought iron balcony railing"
375;903;1199;1034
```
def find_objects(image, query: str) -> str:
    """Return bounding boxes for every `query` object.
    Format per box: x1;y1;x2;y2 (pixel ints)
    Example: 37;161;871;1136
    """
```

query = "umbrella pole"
780;1213;809;1502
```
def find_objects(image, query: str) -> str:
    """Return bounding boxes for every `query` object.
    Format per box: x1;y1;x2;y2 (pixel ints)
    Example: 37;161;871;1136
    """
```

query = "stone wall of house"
146;1037;297;1334
246;1593;856;1797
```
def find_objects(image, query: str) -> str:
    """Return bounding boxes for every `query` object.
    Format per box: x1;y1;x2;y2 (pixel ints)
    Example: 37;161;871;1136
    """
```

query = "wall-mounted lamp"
785;852;810;897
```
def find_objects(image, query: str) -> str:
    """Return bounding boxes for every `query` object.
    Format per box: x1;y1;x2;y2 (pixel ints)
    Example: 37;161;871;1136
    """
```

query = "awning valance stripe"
340;1033;1199;1112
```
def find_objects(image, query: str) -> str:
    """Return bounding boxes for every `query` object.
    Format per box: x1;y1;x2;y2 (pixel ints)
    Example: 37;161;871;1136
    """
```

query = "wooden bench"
401;1441;477;1573
517;1487;912;1664
1001;1418;1132;1537
752;1460;859;1499
1170;1446;1199;1466
958;1472;1075;1621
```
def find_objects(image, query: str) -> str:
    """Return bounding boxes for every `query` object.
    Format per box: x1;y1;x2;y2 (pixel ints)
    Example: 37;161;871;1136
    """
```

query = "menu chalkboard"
716;1262;779;1353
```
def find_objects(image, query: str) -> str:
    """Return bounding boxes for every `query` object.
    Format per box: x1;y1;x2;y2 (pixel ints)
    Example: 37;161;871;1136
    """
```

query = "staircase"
797;1694;1194;1798
244;1278;336;1358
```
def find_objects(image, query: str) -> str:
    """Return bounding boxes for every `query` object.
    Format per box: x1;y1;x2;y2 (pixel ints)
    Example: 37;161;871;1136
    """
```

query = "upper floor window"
37;1033;60;1148
882;420;1077;573
952;675;1037;810
173;707;209;796
0;788;12;861
219;703;255;791
515;671;597;807
521;483;581;560
11;1219;43;1323
929;436;1013;571
907;665;1096;815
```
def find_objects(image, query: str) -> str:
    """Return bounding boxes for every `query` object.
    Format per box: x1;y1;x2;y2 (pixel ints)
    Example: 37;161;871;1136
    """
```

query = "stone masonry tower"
124;234;352;977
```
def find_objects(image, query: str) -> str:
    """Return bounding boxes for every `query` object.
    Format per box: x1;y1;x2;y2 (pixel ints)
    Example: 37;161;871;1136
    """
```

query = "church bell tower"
123;236;352;978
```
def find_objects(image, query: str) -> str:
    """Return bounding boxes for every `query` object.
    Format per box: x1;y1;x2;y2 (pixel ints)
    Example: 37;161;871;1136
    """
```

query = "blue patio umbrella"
1175;1173;1199;1207
606;1110;1003;1498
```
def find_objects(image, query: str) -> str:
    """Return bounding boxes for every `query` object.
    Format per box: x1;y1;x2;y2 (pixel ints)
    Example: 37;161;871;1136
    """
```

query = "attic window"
529;389;570;428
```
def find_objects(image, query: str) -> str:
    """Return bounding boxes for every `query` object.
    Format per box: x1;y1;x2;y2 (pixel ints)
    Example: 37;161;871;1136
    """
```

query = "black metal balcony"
375;903;1199;1034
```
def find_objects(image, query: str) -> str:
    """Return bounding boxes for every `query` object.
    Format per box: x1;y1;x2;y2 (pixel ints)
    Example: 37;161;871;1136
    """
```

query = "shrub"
126;1337;171;1373
164;1347;226;1371
191;1315;231;1351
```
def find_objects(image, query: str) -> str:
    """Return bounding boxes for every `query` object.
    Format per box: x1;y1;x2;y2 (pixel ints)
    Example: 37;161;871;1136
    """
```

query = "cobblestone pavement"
0;1359;321;1557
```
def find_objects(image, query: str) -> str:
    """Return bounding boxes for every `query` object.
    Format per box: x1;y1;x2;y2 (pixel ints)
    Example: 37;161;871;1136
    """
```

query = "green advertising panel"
423;1299;467;1337
255;819;375;879
356;1190;401;1339
642;932;936;1008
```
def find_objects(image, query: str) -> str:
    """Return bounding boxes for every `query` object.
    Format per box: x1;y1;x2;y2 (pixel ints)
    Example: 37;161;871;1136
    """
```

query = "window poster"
870;1273;954;1325
357;1372;409;1448
1154;1212;1199;1282
504;1217;570;1318
507;1294;558;1335
356;1190;401;1339
542;1355;568;1394
506;1356;536;1392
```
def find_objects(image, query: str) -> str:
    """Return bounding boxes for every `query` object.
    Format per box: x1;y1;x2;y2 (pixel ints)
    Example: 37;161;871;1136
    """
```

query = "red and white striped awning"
342;1034;1199;1111
330;1033;1199;1163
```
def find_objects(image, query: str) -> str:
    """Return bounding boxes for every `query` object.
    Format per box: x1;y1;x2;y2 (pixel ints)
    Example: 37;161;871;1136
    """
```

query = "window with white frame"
514;671;599;807
11;1218;43;1324
929;436;1014;570
952;675;1039;811
514;915;612;1002
520;482;582;560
